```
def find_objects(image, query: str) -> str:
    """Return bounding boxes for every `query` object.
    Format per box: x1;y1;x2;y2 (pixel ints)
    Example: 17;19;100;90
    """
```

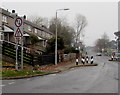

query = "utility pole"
55;8;69;65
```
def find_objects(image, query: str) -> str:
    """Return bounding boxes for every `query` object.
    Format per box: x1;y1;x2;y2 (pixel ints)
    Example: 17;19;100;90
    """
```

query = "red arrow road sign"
14;28;23;37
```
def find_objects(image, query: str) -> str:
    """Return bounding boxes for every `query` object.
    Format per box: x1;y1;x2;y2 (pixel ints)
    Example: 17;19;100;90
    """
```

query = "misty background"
1;2;118;46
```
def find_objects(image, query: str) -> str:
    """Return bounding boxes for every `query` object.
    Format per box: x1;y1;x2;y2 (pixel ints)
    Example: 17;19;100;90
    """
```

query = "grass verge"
1;69;45;78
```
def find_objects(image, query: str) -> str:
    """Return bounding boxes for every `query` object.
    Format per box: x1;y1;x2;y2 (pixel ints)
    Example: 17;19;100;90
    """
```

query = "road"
2;49;118;93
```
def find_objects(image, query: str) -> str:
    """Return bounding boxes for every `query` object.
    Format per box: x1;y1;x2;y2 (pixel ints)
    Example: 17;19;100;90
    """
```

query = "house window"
0;32;3;41
43;40;46;47
41;31;43;36
42;32;46;37
49;35;52;39
35;29;37;34
48;34;50;38
46;33;48;38
28;26;32;32
2;15;7;23
46;33;49;38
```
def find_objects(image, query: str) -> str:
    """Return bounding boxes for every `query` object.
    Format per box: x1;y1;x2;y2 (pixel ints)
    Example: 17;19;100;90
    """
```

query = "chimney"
23;15;26;19
12;10;15;13
10;10;17;17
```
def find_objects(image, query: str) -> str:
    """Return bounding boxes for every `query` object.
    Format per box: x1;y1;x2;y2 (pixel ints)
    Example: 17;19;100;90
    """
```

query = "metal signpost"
14;16;23;70
21;36;23;70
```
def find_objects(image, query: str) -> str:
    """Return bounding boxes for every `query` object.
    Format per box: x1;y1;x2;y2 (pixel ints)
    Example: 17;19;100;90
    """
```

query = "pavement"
2;59;98;80
40;60;97;73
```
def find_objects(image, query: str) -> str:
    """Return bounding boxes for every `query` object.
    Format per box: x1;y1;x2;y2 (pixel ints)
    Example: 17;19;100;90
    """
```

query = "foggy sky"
2;2;118;46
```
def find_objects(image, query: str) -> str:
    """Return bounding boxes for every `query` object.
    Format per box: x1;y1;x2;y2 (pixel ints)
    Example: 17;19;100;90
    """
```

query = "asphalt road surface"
2;49;118;93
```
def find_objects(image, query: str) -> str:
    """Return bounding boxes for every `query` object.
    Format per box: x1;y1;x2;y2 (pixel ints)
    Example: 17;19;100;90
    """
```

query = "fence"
2;41;56;66
34;54;58;66
63;53;76;62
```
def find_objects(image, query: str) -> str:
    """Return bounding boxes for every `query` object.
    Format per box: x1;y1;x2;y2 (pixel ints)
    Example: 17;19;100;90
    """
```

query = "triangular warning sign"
14;28;23;37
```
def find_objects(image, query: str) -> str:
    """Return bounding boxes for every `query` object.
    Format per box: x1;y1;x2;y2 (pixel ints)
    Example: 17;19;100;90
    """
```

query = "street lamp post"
55;8;69;65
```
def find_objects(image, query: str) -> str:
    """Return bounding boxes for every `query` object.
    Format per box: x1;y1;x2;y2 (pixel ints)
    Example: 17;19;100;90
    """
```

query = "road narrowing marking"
50;74;56;76
11;80;15;81
0;85;5;87
8;82;15;85
102;63;106;67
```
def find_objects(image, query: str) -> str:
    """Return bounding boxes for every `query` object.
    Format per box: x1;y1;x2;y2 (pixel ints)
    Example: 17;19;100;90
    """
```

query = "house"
0;8;54;53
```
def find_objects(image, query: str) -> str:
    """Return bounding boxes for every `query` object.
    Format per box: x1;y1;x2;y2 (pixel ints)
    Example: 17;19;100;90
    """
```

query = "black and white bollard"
86;56;89;64
111;55;114;61
81;57;85;65
90;56;94;64
76;58;79;65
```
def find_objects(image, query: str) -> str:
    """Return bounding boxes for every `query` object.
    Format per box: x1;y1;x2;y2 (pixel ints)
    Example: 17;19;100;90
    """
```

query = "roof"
3;25;14;32
24;20;53;35
114;31;120;37
1;8;53;35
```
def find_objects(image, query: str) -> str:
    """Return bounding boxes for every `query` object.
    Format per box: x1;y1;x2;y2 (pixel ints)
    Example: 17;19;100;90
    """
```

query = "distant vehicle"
109;52;120;61
96;53;102;56
114;52;120;60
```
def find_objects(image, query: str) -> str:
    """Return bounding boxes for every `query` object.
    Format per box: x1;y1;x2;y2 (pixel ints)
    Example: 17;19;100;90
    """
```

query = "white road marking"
11;80;15;81
50;74;56;76
27;79;30;80
8;82;15;85
0;84;5;87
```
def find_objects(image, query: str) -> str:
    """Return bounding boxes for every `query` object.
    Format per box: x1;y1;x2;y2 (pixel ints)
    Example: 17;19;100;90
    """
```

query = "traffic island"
69;63;98;69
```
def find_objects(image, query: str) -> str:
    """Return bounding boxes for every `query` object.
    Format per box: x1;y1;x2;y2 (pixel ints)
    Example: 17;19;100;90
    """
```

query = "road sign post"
15;38;18;70
21;37;23;70
14;16;23;70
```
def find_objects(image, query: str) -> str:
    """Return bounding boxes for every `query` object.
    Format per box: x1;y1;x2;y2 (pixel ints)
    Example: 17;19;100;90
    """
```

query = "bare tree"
28;16;49;28
73;14;87;49
95;33;110;52
101;33;110;50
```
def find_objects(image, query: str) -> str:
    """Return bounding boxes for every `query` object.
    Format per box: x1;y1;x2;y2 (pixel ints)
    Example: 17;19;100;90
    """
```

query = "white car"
96;53;102;56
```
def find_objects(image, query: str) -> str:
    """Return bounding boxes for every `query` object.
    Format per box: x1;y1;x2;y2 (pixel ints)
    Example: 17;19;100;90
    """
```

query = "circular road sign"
15;17;22;27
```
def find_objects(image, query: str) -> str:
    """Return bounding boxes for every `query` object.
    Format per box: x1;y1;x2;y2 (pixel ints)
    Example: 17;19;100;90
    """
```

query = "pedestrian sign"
14;17;23;38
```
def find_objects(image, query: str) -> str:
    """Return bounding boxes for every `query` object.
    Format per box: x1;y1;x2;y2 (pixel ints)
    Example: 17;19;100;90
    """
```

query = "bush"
46;36;64;53
29;34;39;45
64;47;78;54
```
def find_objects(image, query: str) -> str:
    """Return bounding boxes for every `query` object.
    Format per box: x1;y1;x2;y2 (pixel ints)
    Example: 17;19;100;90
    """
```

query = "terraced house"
0;8;53;54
